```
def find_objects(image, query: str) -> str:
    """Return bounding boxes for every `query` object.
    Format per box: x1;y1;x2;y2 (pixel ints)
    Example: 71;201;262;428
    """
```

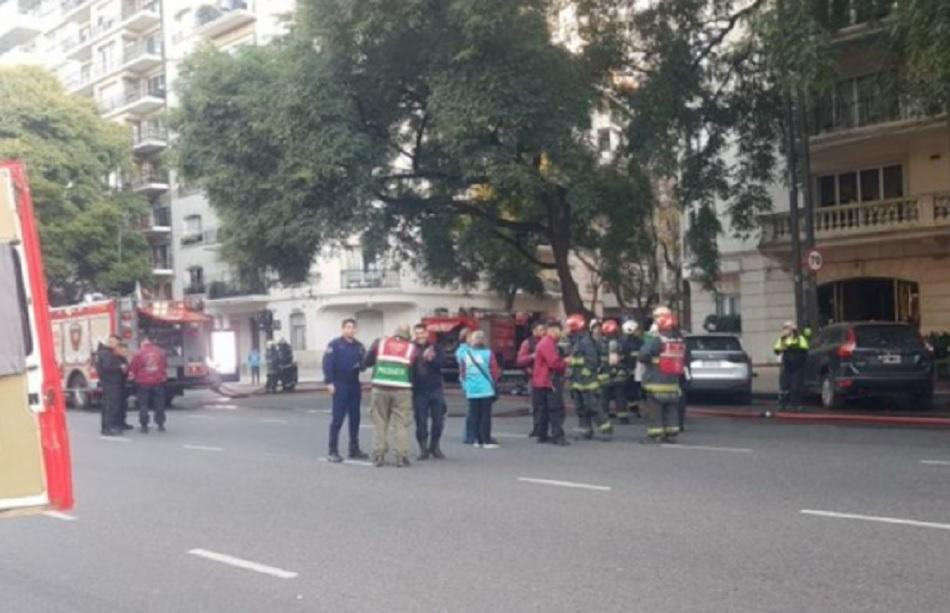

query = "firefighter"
638;306;686;443
364;325;420;467
130;338;168;433
621;320;644;420
774;321;809;412
599;319;629;423
565;314;612;440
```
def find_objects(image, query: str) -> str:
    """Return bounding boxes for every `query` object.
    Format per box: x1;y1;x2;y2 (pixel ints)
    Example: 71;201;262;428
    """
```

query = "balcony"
122;40;163;73
62;1;160;58
340;269;401;291
207;279;269;301
760;193;950;249
132;124;168;154
102;88;166;118
151;255;173;276
0;3;43;53
810;95;944;144
141;207;171;241
130;172;170;195
191;1;256;40
121;0;161;33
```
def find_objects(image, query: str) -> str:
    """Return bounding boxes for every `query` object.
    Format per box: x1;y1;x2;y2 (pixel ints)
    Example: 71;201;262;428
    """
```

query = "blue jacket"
412;341;445;393
459;346;496;399
322;337;366;385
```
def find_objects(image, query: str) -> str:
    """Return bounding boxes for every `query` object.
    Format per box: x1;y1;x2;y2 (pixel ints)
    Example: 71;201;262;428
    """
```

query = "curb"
689;408;950;428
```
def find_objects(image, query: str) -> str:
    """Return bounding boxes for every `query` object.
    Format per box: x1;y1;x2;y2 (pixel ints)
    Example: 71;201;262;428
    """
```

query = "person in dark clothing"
639;307;686;443
265;341;280;393
774;321;810;411
95;334;127;436
411;323;447;460
130;338;168;433
517;323;546;437
323;318;368;463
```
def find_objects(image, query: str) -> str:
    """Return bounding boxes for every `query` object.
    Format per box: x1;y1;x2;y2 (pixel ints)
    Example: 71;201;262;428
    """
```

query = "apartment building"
688;0;950;363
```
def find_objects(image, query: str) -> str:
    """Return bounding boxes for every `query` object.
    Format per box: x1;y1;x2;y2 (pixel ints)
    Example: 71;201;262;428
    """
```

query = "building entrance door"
818;278;920;325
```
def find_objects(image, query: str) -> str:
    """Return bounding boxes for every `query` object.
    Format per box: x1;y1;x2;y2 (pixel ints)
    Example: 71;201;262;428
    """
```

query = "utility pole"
783;91;804;329
798;90;819;330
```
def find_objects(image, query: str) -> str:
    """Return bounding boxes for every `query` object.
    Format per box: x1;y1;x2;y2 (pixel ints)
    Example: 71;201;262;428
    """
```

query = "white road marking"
209;404;238;411
307;409;330;414
182;444;224;452
517;477;611;492
318;458;373;467
661;444;753;454
801;509;950;532
493;432;528;439
99;436;132;443
42;511;77;521
921;460;950;466
259;418;289;424
187;548;298;579
360;424;374;429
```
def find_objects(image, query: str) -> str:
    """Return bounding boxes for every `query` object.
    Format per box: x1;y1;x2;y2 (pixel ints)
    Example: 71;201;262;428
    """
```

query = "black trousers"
534;386;565;442
414;388;447;448
138;384;165;427
329;382;361;453
779;365;805;409
466;397;494;445
572;389;606;432
601;382;627;417
101;382;123;433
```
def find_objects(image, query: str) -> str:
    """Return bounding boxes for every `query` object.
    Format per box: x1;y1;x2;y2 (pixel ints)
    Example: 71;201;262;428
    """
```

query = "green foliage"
899;0;950;111
176;0;652;313
0;66;150;304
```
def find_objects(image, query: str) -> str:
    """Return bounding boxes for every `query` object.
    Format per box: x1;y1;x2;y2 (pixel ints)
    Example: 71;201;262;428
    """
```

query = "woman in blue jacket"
459;331;501;448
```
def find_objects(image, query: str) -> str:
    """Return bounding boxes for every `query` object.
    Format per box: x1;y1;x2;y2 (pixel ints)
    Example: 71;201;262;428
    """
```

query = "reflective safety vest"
640;333;685;401
371;336;414;388
657;338;686;376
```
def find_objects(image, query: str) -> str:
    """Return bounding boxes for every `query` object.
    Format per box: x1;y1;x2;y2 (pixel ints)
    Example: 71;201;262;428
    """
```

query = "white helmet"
622;320;639;335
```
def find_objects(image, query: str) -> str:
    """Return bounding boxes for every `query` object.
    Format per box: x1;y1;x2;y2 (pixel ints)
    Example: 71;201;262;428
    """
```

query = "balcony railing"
100;87;166;113
122;0;160;20
340;269;400;290
760;193;950;246
130;172;170;192
123;39;163;63
133;124;168;144
207;279;268;300
810;95;941;137
142;207;171;229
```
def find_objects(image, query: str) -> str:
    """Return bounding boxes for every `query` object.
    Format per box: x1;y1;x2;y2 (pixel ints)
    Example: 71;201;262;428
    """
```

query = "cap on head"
565;313;586;333
588;318;602;332
622;320;640;335
652;306;677;332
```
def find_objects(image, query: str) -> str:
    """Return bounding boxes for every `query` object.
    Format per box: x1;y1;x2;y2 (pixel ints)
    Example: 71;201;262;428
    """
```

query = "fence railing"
340;269;400;290
761;193;950;245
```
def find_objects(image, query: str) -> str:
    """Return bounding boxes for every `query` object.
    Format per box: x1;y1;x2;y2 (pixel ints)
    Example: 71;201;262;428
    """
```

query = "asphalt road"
4;390;950;612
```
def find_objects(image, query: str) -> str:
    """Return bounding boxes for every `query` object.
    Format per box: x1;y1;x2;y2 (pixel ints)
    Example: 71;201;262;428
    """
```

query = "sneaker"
348;449;369;460
430;447;445;460
482;443;500;449
100;428;120;436
474;443;484;449
488;438;499;445
327;452;343;463
396;456;411;468
552;438;571;447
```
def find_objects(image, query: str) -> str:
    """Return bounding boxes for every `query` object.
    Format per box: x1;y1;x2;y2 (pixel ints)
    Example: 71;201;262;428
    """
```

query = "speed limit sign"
806;249;823;272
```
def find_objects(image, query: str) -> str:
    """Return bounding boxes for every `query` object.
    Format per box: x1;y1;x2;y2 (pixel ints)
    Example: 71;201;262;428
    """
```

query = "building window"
187;266;204;290
290;312;307;351
817;164;903;207
716;294;740;317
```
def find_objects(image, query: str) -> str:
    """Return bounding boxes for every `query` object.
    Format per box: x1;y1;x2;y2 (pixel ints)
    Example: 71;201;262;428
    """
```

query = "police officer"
620;320;643;420
774;321;809;412
323;318;368;463
265;340;280;393
565;314;612;440
638;307;686;443
599;320;628;423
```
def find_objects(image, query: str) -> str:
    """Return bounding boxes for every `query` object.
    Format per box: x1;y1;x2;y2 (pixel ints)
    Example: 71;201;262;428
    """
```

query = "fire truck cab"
51;297;214;410
0;161;73;516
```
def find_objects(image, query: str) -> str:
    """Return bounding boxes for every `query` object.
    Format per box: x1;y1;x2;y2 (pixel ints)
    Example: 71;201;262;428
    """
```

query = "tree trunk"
547;193;589;316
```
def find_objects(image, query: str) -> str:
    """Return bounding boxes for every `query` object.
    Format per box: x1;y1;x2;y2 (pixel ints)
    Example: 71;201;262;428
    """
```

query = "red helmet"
602;319;619;336
653;306;677;332
565;313;586;333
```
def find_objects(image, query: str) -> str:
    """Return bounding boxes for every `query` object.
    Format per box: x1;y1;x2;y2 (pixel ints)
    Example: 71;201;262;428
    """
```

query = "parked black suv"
803;323;935;410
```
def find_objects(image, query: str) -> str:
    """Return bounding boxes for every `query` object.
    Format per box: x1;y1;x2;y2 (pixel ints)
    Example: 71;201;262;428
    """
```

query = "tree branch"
691;0;767;69
488;230;557;270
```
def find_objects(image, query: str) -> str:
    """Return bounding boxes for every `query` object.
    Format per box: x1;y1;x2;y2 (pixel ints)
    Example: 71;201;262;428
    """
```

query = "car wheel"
820;374;843;410
67;374;90;411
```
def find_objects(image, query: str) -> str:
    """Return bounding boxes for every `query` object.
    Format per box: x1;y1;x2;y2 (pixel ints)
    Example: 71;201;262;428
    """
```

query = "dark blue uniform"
322;337;366;456
412;341;447;459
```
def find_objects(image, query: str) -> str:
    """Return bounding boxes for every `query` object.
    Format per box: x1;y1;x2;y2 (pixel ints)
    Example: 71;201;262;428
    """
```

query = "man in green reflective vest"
774;321;810;412
365;325;420;467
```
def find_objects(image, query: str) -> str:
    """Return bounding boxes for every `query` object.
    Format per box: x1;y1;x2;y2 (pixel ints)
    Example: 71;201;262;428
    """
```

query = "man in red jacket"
532;321;569;446
517;323;546;437
130;338;168;433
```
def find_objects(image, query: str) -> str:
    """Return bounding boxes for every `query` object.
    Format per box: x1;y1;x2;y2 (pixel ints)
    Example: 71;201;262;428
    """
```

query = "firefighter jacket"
598;337;627;385
621;334;643;375
638;331;685;401
774;334;809;370
568;332;601;391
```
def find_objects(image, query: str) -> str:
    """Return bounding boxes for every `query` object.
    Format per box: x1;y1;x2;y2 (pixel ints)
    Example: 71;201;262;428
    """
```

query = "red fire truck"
0;161;73;516
51;297;216;409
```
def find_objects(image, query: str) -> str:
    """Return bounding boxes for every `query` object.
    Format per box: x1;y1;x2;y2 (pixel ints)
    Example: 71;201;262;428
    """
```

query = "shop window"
290;312;307;351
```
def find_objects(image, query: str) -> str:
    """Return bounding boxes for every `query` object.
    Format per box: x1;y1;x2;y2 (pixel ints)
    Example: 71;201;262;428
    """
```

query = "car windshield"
686;337;742;352
855;325;923;351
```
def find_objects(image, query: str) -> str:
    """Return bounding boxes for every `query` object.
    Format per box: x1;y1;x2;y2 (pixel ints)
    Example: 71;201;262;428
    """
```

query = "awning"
138;305;210;325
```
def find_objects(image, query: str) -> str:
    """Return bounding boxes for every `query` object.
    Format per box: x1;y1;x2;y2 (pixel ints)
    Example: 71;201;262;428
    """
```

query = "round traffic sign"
806;249;823;272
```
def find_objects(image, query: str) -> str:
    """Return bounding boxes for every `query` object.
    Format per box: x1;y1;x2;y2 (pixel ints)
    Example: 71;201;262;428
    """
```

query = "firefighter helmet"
588;318;602;332
622;320;639;335
602;319;620;336
565;313;586;333
652;306;677;332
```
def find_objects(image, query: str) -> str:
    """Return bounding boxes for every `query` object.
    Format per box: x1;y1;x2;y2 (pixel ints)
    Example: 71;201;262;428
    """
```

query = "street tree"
0;66;150;305
175;0;652;315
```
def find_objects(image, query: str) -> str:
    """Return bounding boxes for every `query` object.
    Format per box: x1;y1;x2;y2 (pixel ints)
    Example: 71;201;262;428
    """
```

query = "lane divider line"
661;444;753;453
921;460;950;466
517;477;611;492
259;418;289;424
801;509;950;532
318;458;373;467
99;436;132;443
187;548;298;579
42;511;77;521
182;444;224;452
